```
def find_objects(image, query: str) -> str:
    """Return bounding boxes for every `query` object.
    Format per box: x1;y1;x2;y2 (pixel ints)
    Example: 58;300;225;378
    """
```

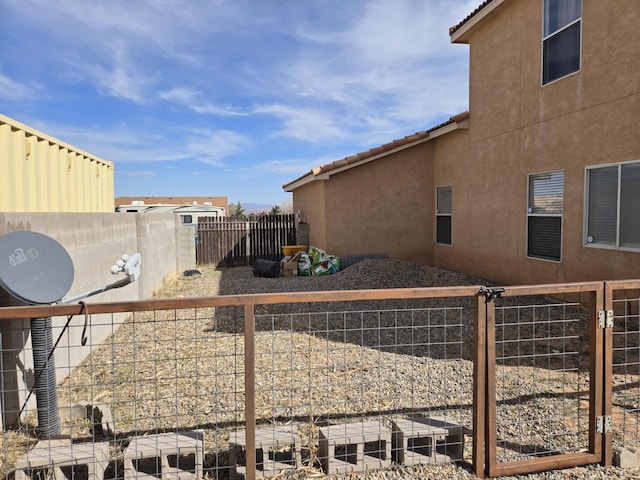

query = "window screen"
436;186;452;245
587;166;617;246
620;163;640;248
527;171;563;261
587;162;640;249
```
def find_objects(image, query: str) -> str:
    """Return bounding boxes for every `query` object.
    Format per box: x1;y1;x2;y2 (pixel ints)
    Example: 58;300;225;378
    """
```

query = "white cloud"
256;104;346;143
185;129;251;166
250;0;472;144
1;0;479;203
120;171;156;177
258;157;324;176
160;88;248;116
90;49;159;103
0;73;38;100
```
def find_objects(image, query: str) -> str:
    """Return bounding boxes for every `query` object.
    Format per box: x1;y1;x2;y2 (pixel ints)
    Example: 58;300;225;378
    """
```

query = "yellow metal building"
0;114;114;212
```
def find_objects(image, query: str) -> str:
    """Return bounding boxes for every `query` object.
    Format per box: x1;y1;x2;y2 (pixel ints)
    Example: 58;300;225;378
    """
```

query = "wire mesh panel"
251;303;474;474
1;306;245;479
485;284;603;477
609;281;640;454
0;287;480;480
3;279;628;479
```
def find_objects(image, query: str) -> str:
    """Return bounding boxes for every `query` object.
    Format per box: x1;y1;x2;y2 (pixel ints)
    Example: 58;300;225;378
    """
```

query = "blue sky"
0;0;476;208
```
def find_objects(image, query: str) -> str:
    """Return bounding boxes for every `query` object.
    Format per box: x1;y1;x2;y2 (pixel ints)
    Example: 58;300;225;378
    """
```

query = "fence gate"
475;283;609;477
196;214;297;267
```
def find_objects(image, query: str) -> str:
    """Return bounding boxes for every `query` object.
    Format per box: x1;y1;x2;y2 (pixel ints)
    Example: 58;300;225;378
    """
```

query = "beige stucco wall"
0;114;115;213
289;0;640;285
293;180;327;250
299;142;435;262
0;212;195;428
435;0;640;285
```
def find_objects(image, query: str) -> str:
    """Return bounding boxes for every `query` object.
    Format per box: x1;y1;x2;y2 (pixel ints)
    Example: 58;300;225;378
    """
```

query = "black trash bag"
253;259;281;278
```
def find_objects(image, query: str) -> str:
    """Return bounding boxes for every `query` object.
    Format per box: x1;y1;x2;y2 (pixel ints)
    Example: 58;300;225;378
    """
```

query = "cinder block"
614;446;640;469
391;416;464;465
229;425;302;479
15;440;109;480
123;430;204;480
318;421;391;475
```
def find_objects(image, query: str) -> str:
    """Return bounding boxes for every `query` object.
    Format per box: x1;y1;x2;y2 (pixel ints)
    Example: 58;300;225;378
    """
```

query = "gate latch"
479;287;505;302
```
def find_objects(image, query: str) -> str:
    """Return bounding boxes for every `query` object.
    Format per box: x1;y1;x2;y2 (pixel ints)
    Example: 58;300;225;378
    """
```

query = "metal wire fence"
609;281;640;454
492;294;591;461
0;287;478;480
1;281;640;479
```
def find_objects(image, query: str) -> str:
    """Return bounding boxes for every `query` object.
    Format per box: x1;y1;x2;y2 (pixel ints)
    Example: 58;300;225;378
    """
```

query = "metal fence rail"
0;287;479;480
1;281;639;479
607;280;640;462
481;283;604;477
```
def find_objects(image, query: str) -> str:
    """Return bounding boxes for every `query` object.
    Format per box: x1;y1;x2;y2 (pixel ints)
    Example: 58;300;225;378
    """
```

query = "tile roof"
283;112;469;191
449;0;496;36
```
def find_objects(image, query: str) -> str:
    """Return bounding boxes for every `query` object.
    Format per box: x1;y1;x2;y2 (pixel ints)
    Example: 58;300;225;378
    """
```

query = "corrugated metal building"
0;114;114;212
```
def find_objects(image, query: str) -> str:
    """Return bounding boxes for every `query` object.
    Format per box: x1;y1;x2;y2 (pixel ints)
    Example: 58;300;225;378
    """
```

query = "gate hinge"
598;310;614;328
596;415;612;433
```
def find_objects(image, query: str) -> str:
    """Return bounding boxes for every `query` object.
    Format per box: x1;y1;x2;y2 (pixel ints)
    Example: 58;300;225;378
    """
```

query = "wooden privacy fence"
196;214;297;266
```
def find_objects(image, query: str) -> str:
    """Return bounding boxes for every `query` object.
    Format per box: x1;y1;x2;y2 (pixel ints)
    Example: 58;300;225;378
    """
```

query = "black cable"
11;302;88;430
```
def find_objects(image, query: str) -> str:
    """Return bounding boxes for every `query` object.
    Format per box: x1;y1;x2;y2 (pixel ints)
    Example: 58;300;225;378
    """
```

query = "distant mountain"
242;203;273;214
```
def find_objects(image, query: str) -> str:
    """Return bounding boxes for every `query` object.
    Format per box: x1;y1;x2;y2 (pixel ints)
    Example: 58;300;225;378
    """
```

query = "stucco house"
283;0;640;285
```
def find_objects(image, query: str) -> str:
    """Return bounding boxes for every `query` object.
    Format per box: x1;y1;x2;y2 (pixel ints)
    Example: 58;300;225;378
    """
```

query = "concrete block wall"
0;212;195;430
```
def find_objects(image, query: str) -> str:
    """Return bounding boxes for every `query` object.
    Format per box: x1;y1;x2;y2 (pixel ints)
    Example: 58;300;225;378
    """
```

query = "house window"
527;171;564;261
542;0;581;85
436;186;452;245
586;161;640;249
181;215;193;224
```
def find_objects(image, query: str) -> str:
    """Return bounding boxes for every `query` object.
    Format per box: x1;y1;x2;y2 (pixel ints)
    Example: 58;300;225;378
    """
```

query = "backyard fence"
0;278;639;479
196;215;297;267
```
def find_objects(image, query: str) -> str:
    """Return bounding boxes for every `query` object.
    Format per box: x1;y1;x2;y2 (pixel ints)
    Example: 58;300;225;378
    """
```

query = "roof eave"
428;116;469;139
282;170;330;192
283;112;470;193
450;0;508;44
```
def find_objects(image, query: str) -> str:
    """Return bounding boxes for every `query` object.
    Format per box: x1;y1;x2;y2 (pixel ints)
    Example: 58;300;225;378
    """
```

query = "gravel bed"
165;260;640;480
8;259;635;480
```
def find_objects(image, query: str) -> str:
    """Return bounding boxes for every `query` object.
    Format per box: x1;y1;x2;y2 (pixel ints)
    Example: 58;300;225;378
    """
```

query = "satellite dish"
0;231;74;305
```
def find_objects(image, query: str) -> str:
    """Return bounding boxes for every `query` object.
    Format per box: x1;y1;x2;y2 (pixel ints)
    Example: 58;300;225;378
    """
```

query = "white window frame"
527;170;564;262
436;185;452;246
584;160;640;251
542;0;582;85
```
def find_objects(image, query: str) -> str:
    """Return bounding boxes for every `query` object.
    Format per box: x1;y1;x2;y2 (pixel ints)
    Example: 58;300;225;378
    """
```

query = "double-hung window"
586;161;640;249
527;171;564;261
542;0;581;85
436;186;452;245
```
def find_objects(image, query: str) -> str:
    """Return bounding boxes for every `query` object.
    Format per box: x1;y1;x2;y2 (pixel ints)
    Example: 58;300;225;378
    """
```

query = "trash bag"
253;259;281;278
